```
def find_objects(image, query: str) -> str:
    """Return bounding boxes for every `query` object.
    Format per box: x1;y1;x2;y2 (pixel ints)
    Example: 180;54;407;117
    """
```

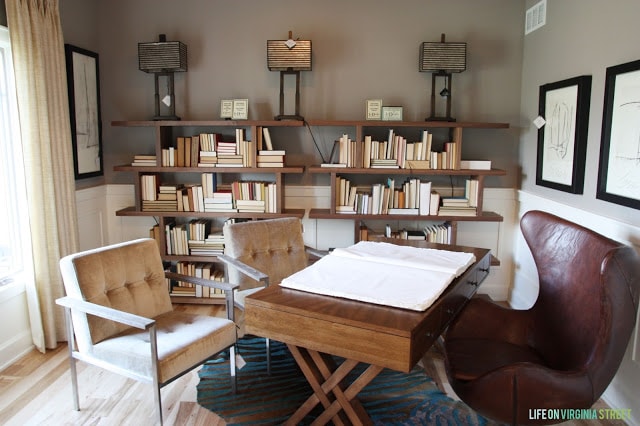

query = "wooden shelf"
112;119;305;128
305;119;509;129
116;206;306;219
114;165;305;173
308;208;503;222
308;166;505;176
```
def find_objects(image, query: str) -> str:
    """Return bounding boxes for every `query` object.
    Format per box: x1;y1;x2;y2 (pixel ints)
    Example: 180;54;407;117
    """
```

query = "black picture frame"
536;75;591;194
596;59;640;210
64;44;103;179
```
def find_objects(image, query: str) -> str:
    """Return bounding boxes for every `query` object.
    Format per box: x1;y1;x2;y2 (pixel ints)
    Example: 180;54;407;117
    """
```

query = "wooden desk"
245;241;490;425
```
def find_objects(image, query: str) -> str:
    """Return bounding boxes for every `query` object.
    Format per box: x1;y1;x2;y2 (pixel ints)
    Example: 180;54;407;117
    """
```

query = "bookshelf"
305;120;509;248
112;119;305;304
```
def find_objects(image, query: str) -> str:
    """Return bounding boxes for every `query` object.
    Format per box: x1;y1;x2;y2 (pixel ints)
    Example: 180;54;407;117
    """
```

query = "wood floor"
0;304;625;426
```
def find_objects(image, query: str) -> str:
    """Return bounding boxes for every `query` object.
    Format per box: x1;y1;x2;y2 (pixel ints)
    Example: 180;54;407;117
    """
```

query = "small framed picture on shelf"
232;99;249;120
382;106;403;121
366;99;383;120
220;100;233;119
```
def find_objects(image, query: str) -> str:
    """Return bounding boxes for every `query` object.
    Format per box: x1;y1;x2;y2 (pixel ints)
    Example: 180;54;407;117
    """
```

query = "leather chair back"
522;211;640;400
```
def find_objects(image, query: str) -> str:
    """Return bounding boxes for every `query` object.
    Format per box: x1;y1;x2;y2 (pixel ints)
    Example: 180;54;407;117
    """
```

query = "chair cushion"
90;311;236;383
446;338;545;381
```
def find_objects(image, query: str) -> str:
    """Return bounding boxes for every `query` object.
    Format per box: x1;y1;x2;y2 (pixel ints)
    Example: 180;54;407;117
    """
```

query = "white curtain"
6;0;79;351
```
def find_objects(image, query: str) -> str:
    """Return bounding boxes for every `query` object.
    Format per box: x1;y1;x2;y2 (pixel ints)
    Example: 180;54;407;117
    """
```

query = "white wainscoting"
0;282;32;371
514;191;640;425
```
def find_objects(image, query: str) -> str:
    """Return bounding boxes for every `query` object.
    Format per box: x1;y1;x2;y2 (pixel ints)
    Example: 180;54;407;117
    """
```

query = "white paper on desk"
280;242;476;311
332;241;475;276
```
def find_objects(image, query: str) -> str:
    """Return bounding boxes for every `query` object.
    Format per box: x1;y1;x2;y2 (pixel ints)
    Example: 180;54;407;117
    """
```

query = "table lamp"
420;34;466;122
267;31;312;121
138;34;187;120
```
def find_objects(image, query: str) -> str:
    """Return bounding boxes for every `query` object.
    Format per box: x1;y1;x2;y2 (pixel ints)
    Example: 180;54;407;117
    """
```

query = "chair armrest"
217;254;269;285
164;271;239;292
305;246;329;259
55;296;154;330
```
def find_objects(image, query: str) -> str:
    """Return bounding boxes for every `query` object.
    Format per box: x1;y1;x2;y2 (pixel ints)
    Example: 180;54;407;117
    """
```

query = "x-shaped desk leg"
285;344;384;426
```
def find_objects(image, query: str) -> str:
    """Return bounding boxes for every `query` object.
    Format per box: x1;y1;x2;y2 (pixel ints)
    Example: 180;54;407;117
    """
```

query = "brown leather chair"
444;210;640;425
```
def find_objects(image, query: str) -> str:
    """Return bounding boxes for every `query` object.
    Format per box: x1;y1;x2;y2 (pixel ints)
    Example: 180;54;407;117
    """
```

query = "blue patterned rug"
197;337;497;425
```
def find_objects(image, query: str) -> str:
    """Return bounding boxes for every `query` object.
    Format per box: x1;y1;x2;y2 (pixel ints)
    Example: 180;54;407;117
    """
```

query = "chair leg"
149;326;163;425
63;307;80;411
153;382;163;426
266;337;271;376
230;344;237;394
69;353;80;411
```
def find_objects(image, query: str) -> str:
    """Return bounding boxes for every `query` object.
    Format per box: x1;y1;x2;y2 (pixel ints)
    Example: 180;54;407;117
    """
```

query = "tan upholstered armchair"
219;217;326;371
56;238;238;425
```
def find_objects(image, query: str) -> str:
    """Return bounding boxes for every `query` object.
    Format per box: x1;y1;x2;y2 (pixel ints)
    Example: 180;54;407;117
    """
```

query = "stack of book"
198;150;218;167
189;230;225;256
256;150;285;167
131;154;157;167
203;190;236;213
216;137;243;167
438;196;476;216
143;184;178;211
195;133;221;167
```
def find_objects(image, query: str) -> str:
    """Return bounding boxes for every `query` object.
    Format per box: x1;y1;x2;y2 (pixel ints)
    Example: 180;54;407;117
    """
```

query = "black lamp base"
153;115;181;121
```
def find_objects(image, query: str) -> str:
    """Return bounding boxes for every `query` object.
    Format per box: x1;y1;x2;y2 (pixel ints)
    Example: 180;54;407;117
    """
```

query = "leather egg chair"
443;210;640;425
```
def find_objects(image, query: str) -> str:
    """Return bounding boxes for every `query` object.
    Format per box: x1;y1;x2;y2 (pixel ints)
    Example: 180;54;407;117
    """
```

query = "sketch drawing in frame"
536;75;591;194
65;44;103;179
597;58;640;210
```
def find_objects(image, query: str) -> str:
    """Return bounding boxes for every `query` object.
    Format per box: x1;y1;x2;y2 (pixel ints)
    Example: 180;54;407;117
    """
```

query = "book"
460;160;492;170
418;181;432;215
263;127;274;150
257;155;284;163
388;208;419;215
429;191;441;216
406;160;431;170
320;163;347;168
258;150;285;156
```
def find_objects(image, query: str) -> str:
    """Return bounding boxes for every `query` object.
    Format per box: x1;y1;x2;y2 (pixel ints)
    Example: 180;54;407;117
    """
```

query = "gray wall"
83;0;524;186
0;1;6;27
519;0;640;226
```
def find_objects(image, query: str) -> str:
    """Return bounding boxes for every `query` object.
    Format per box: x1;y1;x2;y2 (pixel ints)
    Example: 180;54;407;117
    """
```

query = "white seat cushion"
90;311;236;383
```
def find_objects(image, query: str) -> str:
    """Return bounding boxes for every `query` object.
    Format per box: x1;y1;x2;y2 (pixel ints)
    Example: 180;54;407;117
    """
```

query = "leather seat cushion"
446;338;545;381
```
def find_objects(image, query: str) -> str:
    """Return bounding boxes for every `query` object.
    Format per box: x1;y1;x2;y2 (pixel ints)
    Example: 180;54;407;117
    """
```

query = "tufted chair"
443;210;640;425
56;238;238;425
219;217;325;371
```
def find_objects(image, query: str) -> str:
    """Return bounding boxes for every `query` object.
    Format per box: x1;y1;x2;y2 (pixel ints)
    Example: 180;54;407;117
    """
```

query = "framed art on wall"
65;44;103;179
596;59;640;210
536;75;591;194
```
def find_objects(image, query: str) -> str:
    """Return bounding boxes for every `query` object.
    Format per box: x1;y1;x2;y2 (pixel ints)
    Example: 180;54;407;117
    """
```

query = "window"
0;26;32;288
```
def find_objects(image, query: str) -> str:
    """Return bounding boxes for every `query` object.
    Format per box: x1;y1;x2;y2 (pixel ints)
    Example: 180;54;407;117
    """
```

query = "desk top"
245;242;490;372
